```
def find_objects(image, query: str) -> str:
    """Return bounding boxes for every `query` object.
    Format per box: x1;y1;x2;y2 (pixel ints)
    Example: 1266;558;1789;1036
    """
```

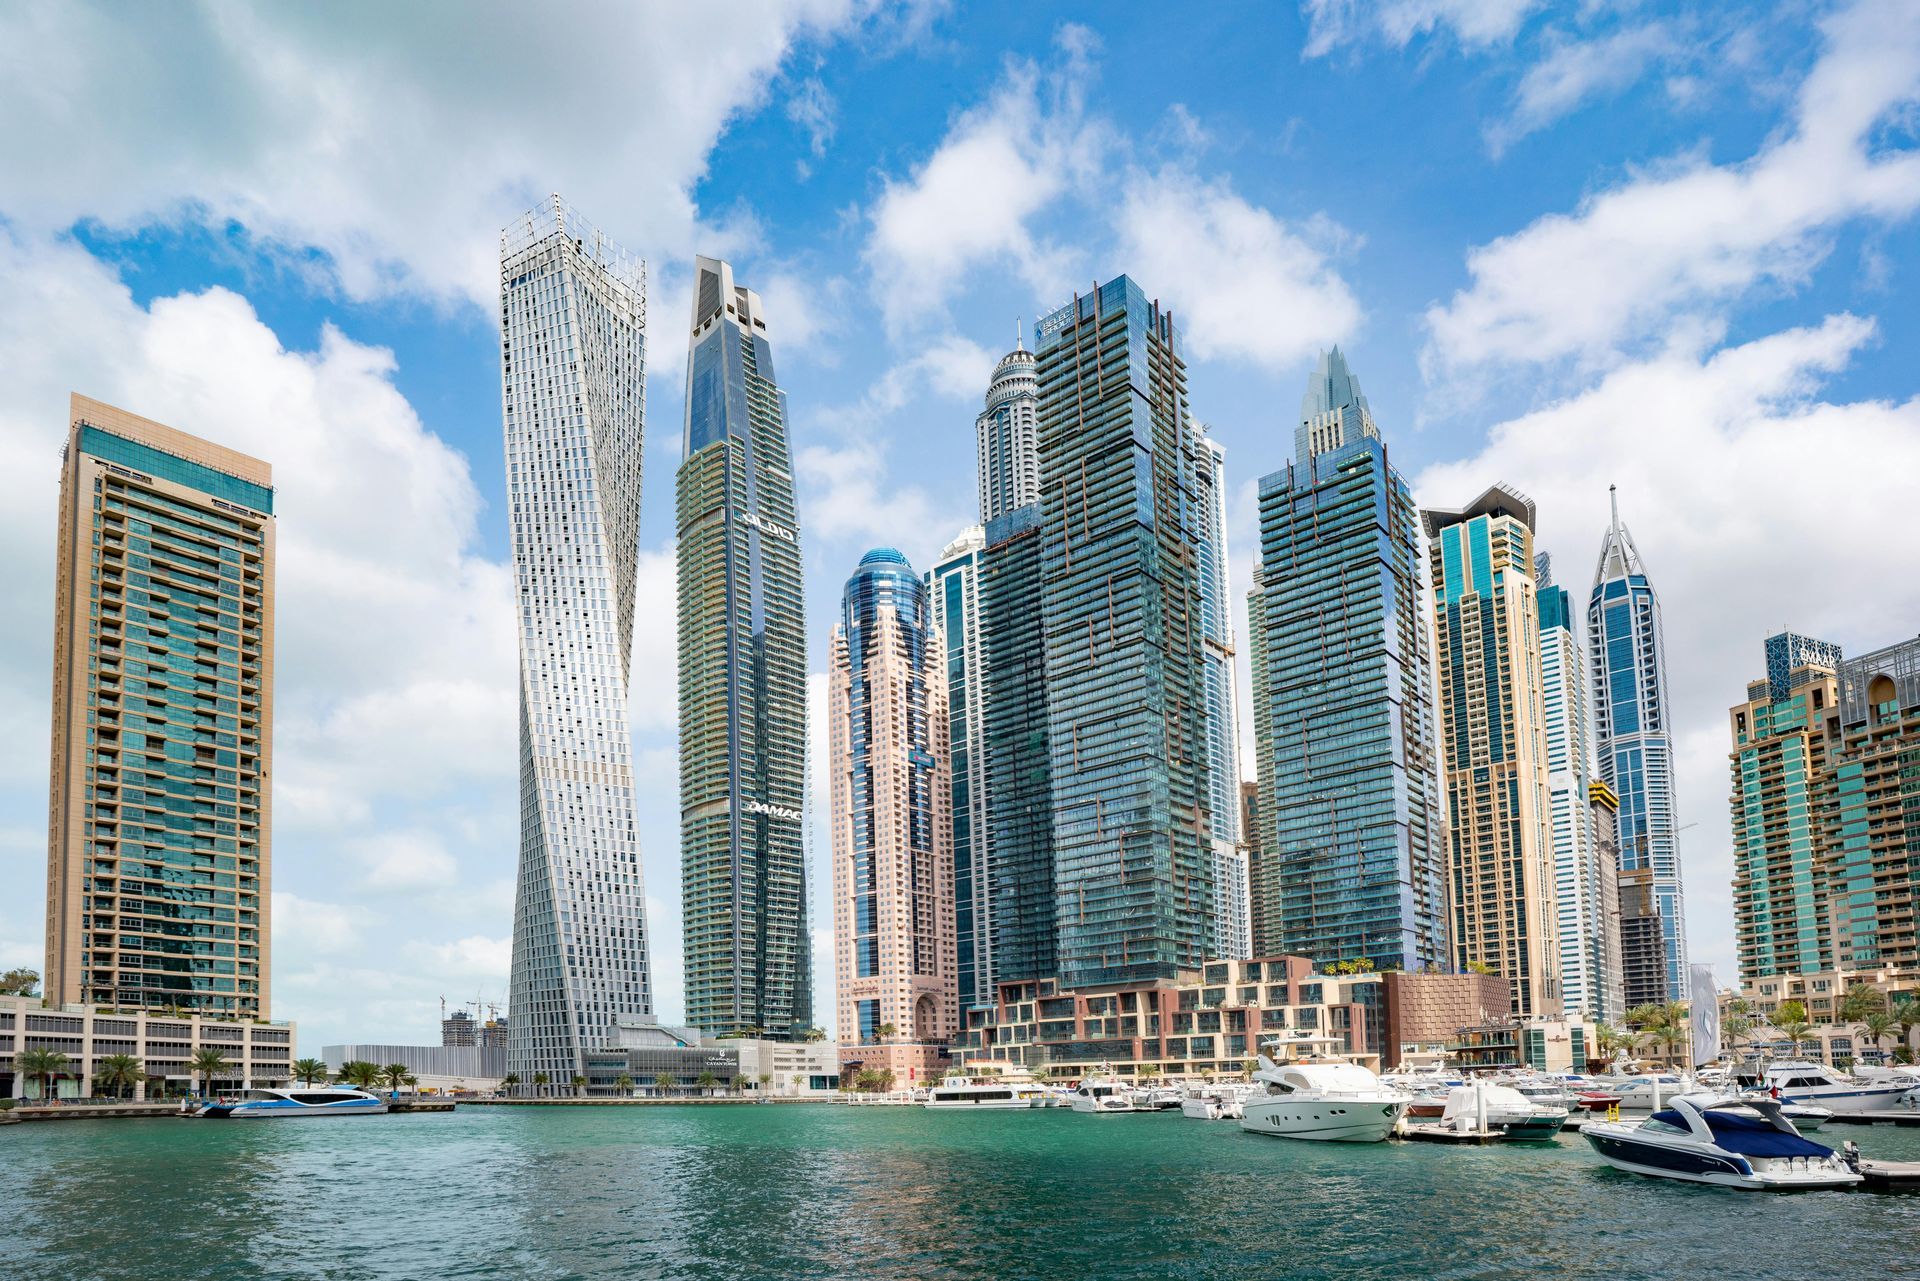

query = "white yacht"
199;1086;387;1118
1239;1056;1409;1142
1131;1085;1182;1111
1180;1083;1249;1120
1582;1095;1860;1190
1755;1061;1913;1114
1071;1076;1136;1114
923;1072;1049;1110
1433;1081;1568;1141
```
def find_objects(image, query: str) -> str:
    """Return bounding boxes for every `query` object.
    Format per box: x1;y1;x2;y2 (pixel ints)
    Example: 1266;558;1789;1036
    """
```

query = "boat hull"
1240;1097;1407;1143
1582;1127;1858;1190
205;1100;388;1118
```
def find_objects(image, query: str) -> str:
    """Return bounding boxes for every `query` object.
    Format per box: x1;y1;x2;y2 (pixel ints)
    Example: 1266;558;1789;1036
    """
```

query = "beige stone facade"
1;994;293;1099
46;395;274;1018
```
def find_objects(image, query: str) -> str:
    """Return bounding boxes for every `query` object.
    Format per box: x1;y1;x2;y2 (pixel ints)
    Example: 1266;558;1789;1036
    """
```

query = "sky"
0;0;1917;1056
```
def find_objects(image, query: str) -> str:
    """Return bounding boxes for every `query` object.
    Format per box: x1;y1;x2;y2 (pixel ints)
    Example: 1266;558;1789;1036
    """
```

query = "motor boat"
1435;1081;1568;1141
924;1072;1050;1110
1594;1074;1688;1113
1239;1056;1410;1143
1131;1085;1182;1112
1180;1084;1249;1120
1676;1091;1833;1132
1581;1095;1860;1190
1504;1076;1581;1112
1071;1076;1136;1114
199;1086;388;1118
1753;1061;1914;1114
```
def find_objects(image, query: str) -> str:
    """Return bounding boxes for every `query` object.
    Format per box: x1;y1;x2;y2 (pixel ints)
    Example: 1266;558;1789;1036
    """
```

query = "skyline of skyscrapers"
1251;350;1448;974
677;254;812;1041
500;198;655;1086
45;395;275;1019
1588;490;1689;1004
1034;275;1216;989
829;548;956;1083
1425;484;1563;1018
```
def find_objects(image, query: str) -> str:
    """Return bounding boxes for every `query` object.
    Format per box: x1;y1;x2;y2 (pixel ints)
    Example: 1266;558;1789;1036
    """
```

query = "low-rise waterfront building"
585;1018;740;1096
723;1038;841;1096
1448;1018;1597;1073
1727;965;1920;1061
1;994;292;1099
1379;970;1512;1069
321;1042;505;1094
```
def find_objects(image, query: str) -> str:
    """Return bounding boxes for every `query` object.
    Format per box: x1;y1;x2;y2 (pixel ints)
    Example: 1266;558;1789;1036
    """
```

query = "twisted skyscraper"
501;198;653;1086
678;256;811;1040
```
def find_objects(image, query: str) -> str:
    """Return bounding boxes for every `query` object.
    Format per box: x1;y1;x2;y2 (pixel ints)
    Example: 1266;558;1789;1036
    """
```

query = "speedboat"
1180;1084;1249;1120
1581;1095;1861;1190
1131;1086;1182;1111
200;1086;388;1118
1239;1056;1410;1143
1436;1081;1568;1140
1754;1062;1913;1114
1071;1077;1136;1114
924;1073;1049;1110
1678;1091;1832;1132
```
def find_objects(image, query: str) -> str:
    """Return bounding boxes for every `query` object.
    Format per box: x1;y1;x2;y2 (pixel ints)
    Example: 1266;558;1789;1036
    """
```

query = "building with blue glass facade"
829;549;955;1083
1587;490;1688;1004
46;395;275;1018
677;255;811;1040
1250;349;1447;974
1034;275;1214;989
500;200;655;1087
927;526;990;1008
1196;428;1249;960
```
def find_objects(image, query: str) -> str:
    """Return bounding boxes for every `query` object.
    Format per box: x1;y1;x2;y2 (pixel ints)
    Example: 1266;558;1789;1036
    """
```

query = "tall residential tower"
976;332;1039;524
46;396;274;1017
927;527;992;1009
1250;350;1447;972
1588;490;1689;1002
677;255;811;1040
829;549;957;1084
1196;429;1249;960
1424;485;1562;1018
501;199;654;1085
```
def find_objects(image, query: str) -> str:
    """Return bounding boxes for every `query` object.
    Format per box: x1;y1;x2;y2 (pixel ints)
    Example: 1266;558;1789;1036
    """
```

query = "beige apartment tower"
829;549;957;1087
1422;485;1562;1018
46;396;274;1018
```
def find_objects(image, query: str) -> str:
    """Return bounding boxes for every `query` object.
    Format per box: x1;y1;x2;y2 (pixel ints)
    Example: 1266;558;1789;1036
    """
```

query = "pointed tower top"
1593;484;1649;588
1016;317;1025;352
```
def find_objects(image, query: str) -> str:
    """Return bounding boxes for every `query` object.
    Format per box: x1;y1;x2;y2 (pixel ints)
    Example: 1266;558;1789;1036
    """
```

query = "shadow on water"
4;1107;1918;1280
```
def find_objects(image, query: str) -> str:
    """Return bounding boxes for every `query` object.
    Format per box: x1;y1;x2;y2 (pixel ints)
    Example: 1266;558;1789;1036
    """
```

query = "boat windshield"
1650;1109;1831;1158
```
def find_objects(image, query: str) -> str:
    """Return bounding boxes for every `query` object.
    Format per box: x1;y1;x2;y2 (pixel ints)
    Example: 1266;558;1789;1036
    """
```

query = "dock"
9;1101;184;1121
387;1099;456;1113
1856;1160;1920;1192
1824;1111;1920;1128
1399;1123;1505;1144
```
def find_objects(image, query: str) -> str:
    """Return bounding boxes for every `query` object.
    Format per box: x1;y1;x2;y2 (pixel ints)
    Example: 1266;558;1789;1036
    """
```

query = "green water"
4;1105;1918;1280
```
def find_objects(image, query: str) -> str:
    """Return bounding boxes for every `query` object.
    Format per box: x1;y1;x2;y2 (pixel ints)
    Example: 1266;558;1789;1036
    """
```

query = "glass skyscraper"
976;333;1039;524
1588;490;1688;1003
1425;484;1562;1018
500;198;654;1085
1251;349;1446;972
829;549;956;1079
45;396;274;1018
677;255;811;1040
927;526;990;1008
1537;560;1620;1021
1035;275;1213;988
1195;429;1249;960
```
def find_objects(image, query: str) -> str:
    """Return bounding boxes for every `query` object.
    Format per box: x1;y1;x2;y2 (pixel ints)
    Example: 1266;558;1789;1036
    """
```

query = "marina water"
5;1105;1918;1280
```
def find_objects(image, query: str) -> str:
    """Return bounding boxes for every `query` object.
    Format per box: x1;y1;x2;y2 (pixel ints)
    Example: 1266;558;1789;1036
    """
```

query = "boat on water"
1676;1092;1833;1132
1179;1084;1249;1120
1239;1056;1409;1143
1581;1095;1861;1190
199;1086;388;1118
1130;1085;1182;1112
1071;1077;1137;1114
1435;1081;1568;1141
923;1072;1051;1110
1749;1061;1914;1115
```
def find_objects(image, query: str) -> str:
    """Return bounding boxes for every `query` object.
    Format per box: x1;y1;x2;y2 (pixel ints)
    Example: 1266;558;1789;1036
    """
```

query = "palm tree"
614;1073;634;1097
1135;1061;1159;1082
756;1072;773;1093
17;1048;68;1103
532;1071;550;1098
1891;999;1919;1062
654;1072;676;1097
501;1072;521;1097
1776;1019;1816;1057
94;1053;143;1100
340;1060;383;1091
876;1022;897;1044
1858;1011;1898;1062
570;1074;588;1097
696;1071;718;1095
381;1063;411;1098
1840;982;1887;1023
803;1027;828;1043
189;1047;230;1100
291;1058;329;1086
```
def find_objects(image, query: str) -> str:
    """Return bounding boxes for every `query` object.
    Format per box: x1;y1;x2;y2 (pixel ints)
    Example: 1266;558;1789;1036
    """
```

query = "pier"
1825;1111;1920;1128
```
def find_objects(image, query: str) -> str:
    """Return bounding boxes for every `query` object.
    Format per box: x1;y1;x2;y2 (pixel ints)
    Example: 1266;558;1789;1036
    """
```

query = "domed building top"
858;547;911;569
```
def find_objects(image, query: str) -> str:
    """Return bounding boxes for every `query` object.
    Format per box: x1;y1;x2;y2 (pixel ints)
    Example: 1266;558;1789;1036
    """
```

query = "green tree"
803;1027;828;1043
1775;999;1809;1026
615;1074;634;1096
532;1071;551;1098
696;1071;719;1094
1840;982;1888;1023
1776;1019;1816;1056
0;967;39;997
654;1072;676;1096
291;1058;329;1086
1465;961;1494;975
339;1060;382;1091
189;1048;230;1099
875;1023;897;1043
93;1053;144;1100
17;1047;68;1102
382;1063;411;1097
756;1072;773;1092
1858;1011;1898;1060
501;1072;521;1096
1890;999;1918;1059
570;1074;588;1097
1135;1062;1159;1082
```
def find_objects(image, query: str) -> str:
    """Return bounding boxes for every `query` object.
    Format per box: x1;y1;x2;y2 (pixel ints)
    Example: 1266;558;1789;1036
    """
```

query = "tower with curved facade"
677;255;811;1040
976;333;1038;524
1588;489;1688;1004
829;549;956;1084
501;197;654;1087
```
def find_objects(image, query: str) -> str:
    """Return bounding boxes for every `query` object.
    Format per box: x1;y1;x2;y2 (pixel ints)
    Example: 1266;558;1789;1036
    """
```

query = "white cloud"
1116;168;1362;370
1415;313;1920;980
787;74;839;160
273;893;365;955
863;26;1110;325
0;1;878;304
1426;0;1920;373
1302;0;1539;57
407;934;512;980
1486;23;1678;156
353;831;459;892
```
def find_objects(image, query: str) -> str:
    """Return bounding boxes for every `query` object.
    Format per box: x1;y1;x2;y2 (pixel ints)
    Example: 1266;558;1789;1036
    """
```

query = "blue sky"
1;0;1917;1054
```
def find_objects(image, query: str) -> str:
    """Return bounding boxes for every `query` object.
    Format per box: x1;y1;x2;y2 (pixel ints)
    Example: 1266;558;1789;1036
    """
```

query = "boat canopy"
1651;1109;1831;1159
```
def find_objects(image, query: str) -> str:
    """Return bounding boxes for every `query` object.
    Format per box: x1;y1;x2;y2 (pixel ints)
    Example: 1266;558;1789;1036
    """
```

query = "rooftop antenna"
1609;483;1620;534
1016;317;1024;352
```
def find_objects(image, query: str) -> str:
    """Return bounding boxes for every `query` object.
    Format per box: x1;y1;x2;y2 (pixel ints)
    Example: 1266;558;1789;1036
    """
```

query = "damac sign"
745;511;796;543
740;800;803;821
